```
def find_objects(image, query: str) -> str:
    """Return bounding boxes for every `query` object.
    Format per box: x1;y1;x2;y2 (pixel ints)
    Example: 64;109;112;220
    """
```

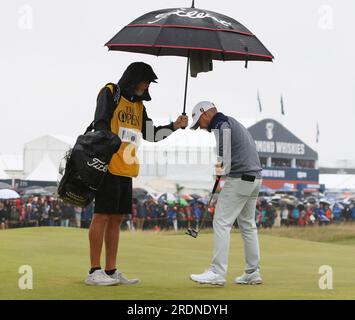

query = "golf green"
0;227;355;300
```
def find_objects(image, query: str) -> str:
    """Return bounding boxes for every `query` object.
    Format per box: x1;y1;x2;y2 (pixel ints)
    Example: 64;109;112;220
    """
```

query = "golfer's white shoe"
190;270;226;286
109;270;140;285
85;270;118;286
235;270;262;285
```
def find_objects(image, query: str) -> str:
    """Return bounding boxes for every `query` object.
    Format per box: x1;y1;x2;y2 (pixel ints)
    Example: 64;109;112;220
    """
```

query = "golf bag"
57;125;121;207
58;83;122;207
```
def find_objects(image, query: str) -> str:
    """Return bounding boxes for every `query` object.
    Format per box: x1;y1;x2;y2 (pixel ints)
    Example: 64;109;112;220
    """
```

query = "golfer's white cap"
190;101;215;130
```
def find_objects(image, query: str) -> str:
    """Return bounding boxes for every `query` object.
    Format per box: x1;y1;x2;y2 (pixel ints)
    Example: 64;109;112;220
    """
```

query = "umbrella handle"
180;112;187;130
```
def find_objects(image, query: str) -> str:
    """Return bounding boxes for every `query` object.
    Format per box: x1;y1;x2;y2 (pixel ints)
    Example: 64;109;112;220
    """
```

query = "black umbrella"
44;186;58;195
106;1;274;116
132;188;149;202
21;186;51;197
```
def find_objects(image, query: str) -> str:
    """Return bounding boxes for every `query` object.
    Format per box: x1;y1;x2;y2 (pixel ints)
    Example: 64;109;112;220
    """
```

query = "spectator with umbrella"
0;201;7;230
341;204;351;221
281;205;289;227
60;203;74;227
192;202;204;230
74;206;82;228
50;203;62;227
166;204;178;232
332;203;342;222
146;198;159;230
81;203;94;229
136;201;147;231
265;203;275;228
350;203;355;221
9;201;20;228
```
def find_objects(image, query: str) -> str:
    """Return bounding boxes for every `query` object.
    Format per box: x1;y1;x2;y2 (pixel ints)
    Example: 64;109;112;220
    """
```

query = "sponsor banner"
261;167;319;181
248;119;318;160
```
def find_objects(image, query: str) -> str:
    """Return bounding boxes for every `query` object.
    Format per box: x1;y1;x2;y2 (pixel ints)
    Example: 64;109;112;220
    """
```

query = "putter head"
185;228;199;238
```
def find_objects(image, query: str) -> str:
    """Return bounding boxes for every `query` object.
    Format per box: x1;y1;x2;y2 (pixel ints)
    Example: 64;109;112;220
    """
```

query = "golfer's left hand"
173;115;189;130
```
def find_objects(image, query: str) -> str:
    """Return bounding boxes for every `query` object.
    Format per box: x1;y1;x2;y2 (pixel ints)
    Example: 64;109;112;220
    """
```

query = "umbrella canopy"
133;188;149;201
260;186;274;195
279;196;298;207
44;186;58;195
106;6;274;62
179;198;189;206
305;196;318;204
158;192;177;203
21;186;51;197
197;197;208;205
0;189;20;200
105;2;274;115
190;193;202;200
181;193;193;201
319;199;332;206
166;193;177;202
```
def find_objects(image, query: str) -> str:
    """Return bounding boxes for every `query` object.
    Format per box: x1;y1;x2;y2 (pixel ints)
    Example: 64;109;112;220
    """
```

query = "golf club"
186;175;221;238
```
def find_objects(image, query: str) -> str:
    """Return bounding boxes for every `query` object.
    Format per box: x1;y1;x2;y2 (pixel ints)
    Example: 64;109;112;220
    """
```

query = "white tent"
320;174;355;190
137;117;257;182
23;135;74;177
26;153;59;182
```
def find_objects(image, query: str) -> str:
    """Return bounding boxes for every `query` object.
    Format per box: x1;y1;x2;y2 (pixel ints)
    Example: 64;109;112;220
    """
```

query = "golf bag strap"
84;121;95;134
84;84;121;135
106;83;121;105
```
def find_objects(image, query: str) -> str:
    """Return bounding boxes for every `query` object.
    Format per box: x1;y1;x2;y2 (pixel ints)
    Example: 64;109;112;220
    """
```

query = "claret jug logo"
266;122;274;140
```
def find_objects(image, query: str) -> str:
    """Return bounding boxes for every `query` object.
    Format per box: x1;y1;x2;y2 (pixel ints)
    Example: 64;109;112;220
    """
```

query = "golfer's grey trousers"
210;176;262;277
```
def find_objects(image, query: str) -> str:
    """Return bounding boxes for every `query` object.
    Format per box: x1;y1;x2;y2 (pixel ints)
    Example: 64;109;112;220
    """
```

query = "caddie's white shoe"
235;270;262;285
190;270;226;286
85;269;118;286
109;270;140;285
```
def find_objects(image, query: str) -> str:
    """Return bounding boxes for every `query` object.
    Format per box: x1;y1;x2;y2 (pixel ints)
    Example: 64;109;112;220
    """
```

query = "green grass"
1;226;355;300
258;223;355;244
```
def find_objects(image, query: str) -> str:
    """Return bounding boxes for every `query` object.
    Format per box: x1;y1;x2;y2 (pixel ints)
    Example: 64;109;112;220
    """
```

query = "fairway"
1;227;355;300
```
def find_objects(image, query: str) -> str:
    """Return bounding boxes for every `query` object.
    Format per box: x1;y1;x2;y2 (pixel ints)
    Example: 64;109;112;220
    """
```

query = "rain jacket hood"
118;62;158;102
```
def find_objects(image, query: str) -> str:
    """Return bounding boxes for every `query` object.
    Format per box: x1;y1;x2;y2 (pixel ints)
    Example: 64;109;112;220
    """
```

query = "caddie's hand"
215;162;225;176
173;115;189;130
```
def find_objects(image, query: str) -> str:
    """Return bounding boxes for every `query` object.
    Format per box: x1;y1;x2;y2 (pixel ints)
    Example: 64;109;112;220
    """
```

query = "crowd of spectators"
0;197;94;230
255;200;355;228
1;195;355;231
0;196;214;231
130;199;214;231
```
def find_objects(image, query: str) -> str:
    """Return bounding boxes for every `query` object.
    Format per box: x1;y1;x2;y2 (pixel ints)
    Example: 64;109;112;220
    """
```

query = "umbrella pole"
182;52;190;116
182;54;190;117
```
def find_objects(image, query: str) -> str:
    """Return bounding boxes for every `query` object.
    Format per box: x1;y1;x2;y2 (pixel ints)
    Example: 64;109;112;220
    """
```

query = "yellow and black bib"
106;84;143;178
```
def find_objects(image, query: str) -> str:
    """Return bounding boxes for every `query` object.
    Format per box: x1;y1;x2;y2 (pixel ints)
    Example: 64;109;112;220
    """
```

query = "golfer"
85;62;188;285
189;101;263;285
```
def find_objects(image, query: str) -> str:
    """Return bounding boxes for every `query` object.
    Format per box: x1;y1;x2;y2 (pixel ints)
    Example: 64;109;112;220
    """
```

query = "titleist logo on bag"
87;158;108;172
